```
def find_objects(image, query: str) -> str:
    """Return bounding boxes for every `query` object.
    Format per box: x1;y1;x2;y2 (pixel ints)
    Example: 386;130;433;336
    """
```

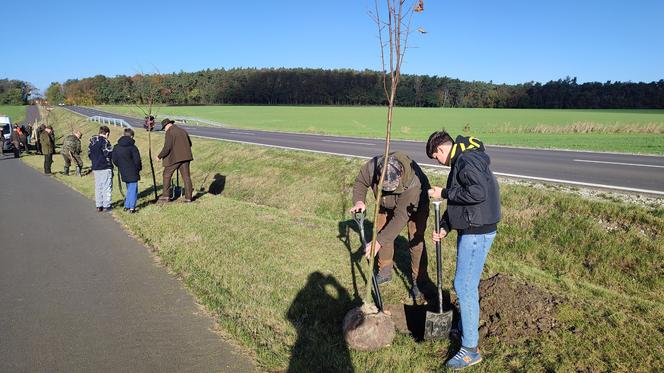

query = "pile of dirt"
474;273;562;344
383;273;563;344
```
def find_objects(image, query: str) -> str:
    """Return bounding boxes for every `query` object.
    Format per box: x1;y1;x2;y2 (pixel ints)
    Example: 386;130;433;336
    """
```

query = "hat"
160;118;175;130
378;155;403;192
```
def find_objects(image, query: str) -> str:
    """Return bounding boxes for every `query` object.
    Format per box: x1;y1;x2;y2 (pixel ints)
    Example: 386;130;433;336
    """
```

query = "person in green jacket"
39;126;55;175
61;130;83;176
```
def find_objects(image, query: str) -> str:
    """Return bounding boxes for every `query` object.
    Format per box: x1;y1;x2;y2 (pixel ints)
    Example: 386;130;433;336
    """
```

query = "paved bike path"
0;158;255;372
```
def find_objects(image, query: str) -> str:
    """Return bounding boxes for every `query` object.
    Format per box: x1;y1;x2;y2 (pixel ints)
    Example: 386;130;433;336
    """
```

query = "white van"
1;115;13;152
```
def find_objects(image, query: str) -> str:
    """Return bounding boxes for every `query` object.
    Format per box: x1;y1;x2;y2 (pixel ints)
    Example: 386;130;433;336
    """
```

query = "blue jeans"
454;231;496;348
124;182;138;209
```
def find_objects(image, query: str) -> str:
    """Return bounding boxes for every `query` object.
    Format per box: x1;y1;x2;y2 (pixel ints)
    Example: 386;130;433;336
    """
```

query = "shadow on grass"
338;216;434;303
286;272;357;373
337;218;413;299
127;172;226;209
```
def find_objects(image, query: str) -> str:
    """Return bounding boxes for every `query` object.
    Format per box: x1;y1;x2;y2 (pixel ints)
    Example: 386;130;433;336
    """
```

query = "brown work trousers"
161;161;193;200
376;204;429;283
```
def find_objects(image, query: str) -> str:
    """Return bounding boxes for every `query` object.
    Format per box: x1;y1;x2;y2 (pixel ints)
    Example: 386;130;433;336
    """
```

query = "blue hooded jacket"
88;135;113;170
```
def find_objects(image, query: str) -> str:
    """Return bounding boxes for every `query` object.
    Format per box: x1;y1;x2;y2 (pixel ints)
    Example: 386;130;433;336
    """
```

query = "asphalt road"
64;105;664;195
26;105;40;124
0;159;255;372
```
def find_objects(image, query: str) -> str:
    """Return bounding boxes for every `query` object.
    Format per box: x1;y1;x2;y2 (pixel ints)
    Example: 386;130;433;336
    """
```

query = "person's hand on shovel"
364;240;382;259
428;187;446;199
432;229;448;242
350;201;366;214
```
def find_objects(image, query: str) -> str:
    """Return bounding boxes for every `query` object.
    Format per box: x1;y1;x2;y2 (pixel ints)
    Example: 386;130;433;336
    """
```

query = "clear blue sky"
3;0;663;92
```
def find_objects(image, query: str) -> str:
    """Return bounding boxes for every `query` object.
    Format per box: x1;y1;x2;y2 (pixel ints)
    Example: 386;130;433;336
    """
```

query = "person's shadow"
286;272;356;373
336;219;368;301
207;173;226;195
337;217;427;302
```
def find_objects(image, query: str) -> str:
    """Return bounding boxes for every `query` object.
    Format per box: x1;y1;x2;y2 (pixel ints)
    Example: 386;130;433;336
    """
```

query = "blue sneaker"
445;346;482;370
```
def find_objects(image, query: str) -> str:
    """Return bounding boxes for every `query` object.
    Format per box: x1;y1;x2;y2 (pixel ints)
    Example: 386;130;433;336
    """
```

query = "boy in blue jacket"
426;130;501;370
88;126;113;212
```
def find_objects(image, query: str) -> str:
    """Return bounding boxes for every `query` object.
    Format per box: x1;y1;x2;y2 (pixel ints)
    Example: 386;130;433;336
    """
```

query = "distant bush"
0;79;31;105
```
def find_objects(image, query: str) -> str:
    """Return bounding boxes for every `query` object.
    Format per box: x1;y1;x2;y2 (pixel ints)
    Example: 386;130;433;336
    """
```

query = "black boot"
63;166;69;176
410;283;425;304
375;267;393;285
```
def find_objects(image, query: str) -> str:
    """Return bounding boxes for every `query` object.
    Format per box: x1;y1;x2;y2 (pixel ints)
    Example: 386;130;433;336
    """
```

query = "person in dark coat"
112;128;142;212
156;118;194;202
426;130;501;370
10;125;21;158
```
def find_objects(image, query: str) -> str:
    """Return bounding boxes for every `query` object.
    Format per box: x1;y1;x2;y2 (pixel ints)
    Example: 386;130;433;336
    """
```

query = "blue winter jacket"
88;135;113;170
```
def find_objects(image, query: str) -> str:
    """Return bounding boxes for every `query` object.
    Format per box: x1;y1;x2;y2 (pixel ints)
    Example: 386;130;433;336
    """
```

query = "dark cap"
160;118;175;130
377;155;403;192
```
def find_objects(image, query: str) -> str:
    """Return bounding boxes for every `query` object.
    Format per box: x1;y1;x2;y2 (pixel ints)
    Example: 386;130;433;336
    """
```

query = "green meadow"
96;105;664;154
0;105;27;123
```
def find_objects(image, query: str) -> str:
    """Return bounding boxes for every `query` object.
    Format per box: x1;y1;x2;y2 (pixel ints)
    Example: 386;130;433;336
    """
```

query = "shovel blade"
423;310;453;340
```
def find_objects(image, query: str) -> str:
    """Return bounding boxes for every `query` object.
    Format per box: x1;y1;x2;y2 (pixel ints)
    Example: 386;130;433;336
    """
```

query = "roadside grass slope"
20;107;664;372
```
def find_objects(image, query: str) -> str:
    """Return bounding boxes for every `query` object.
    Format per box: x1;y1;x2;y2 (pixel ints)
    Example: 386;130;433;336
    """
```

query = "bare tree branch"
365;0;420;307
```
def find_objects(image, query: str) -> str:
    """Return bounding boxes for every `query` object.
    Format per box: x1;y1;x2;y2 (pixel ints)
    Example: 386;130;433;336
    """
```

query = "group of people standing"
86;118;194;213
350;130;501;370
11;117;194;214
8;123;57;174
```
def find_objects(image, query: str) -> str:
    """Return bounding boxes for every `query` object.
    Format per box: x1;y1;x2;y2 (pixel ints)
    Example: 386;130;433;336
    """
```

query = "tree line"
43;68;664;109
0;79;33;105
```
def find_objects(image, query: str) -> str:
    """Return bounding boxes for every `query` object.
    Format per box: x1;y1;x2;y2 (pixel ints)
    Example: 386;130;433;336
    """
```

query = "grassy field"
21;106;664;372
96;105;664;154
0;105;27;123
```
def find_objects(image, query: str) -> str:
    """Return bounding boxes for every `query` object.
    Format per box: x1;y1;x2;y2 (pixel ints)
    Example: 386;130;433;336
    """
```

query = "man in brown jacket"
350;151;431;301
157;118;194;202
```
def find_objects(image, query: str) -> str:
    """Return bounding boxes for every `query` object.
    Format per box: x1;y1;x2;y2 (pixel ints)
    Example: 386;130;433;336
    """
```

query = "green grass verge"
96;105;664;154
0;105;27;123
20;107;664;372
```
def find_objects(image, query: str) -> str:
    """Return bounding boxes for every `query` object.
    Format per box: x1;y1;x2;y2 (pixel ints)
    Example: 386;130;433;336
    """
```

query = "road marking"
230;131;254;135
321;139;375;146
491;172;664;196
573;159;664;169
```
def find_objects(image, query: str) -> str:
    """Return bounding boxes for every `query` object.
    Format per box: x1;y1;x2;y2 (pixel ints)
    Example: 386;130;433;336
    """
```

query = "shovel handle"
353;211;367;244
432;200;444;314
353;210;383;310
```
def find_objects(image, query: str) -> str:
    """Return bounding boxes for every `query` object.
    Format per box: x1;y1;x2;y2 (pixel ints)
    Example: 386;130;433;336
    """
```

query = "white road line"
321;139;375;146
230;131;254;135
491;172;664;196
190;134;664;196
574;159;664;169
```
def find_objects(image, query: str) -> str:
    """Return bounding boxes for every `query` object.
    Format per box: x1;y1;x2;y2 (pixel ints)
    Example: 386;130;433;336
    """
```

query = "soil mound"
475;273;562;344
